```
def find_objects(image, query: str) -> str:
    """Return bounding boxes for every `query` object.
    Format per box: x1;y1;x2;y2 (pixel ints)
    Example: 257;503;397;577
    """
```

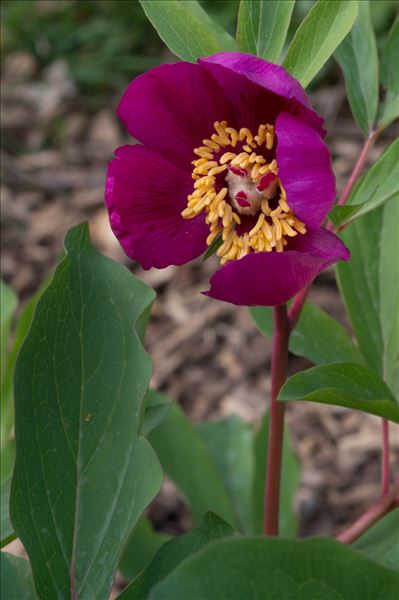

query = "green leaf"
142;390;171;437
119;518;170;582
251;302;364;365
118;512;235;600
196;416;255;534
148;403;236;527
279;363;399;423
1;277;50;450
1;474;15;548
0;280;17;373
378;16;399;129
332;139;399;226
0;280;17;448
0;439;15;483
335;1;378;135
253;414;300;536
284;0;359;88
202;233;223;261
236;0;295;62
10;223;162;599
139;1;235;62
148;537;399;599
337;199;399;398
1;553;37;600
354;508;399;572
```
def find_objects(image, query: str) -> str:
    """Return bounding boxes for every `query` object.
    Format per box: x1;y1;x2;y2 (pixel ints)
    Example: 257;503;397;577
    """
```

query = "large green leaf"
279;363;399;423
236;0;295;62
119;518;170;582
253;414;300;536
250;302;364;365
10;223;162;600
378;16;399;129
196;416;255;534
1;553;37;600
0;474;14;548
330;139;399;226
354;508;399;572
337;199;399;399
148;537;399;599
284;0;359;88
148;404;236;527
118;512;235;600
139;1;235;62
335;1;378;135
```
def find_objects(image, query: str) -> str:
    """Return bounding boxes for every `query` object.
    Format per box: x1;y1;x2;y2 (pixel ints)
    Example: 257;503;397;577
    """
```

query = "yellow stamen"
182;120;307;265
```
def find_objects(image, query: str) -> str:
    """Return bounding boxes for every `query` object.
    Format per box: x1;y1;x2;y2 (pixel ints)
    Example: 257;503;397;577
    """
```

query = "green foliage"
251;302;364;365
148;403;236;527
335;1;378;135
337;200;399;399
118;512;235;600
253;414;300;536
196;416;255;533
1;278;49;462
378;16;399;128
149;403;300;536
142;390;172;437
10;223;162;599
119;518;170;582
354;508;399;572
139;0;235;62
148;537;399;599
1;553;37;600
284;0;359;87
330;139;399;226
236;0;295;62
279;363;399;423
0;474;14;548
2;0;165;97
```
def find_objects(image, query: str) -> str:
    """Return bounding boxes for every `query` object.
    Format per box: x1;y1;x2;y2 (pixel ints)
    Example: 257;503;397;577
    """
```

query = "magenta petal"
117;62;233;165
204;229;349;306
199;53;324;136
276;112;336;229
106;145;208;269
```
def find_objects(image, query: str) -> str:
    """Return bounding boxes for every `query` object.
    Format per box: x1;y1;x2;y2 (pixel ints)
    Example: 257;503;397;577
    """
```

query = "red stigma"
257;172;277;192
235;191;251;208
229;166;247;177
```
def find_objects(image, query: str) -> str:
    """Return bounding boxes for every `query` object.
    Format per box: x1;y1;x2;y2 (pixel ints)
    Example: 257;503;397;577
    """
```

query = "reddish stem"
381;419;390;495
336;131;378;207
337;479;399;544
288;285;309;330
263;304;290;536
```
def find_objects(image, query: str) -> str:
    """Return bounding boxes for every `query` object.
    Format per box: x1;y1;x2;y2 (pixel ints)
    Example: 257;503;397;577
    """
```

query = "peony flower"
105;53;349;306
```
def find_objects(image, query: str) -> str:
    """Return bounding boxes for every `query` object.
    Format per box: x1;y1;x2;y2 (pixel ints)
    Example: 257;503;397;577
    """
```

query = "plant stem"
381;419;390;495
264;303;290;536
336;131;378;207
336;479;399;544
288;286;309;330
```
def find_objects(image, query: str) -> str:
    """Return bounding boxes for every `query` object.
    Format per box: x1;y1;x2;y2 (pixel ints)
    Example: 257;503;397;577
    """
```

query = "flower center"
182;121;306;264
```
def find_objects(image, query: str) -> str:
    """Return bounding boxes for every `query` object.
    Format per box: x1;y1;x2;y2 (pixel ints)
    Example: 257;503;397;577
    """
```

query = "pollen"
182;121;306;264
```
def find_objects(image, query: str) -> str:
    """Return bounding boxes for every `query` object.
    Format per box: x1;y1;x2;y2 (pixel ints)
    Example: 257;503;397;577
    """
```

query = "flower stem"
288;285;309;330
336;131;378;207
381;419;390;496
264;303;290;536
336;479;399;544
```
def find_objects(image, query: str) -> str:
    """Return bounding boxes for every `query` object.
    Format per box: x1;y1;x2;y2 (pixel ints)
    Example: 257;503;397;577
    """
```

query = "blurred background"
1;0;398;545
